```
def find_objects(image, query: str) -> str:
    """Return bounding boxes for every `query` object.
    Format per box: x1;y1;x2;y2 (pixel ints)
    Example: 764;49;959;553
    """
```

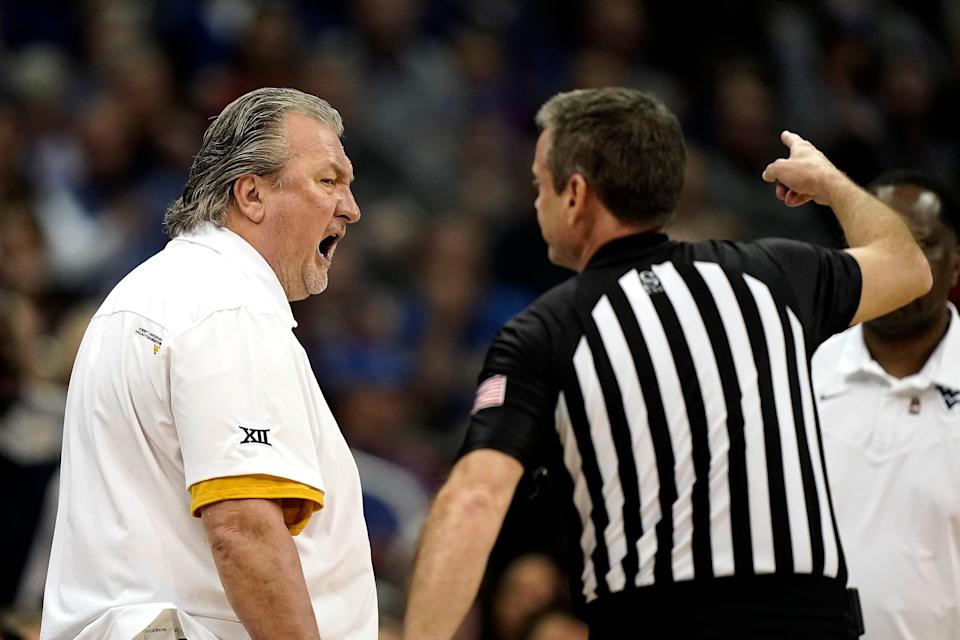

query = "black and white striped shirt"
462;232;862;629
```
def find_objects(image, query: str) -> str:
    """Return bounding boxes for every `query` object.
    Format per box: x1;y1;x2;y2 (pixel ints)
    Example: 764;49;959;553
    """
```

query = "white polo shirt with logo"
812;303;960;640
40;223;377;640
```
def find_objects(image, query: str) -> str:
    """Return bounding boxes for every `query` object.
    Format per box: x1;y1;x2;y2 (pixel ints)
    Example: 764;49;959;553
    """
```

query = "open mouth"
319;234;338;258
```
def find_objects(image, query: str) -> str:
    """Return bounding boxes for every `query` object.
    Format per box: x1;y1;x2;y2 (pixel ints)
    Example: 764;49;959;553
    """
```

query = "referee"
402;88;931;639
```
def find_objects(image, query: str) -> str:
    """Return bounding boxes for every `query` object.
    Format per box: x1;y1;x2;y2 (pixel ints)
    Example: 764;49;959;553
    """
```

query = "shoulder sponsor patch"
135;327;163;355
471;374;507;415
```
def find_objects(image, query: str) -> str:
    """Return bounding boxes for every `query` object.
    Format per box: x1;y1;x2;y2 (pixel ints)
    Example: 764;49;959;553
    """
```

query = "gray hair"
163;87;344;238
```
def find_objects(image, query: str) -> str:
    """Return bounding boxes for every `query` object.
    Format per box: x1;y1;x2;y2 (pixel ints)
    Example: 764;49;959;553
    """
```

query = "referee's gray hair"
163;87;343;238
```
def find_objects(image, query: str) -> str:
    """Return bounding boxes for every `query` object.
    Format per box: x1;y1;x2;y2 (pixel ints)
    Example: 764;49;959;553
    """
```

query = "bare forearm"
204;500;320;639
824;172;932;321
404;485;504;639
404;451;522;640
822;172;913;249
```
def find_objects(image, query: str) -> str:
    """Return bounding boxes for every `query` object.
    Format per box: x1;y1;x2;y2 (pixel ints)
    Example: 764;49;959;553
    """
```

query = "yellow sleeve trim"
190;474;325;536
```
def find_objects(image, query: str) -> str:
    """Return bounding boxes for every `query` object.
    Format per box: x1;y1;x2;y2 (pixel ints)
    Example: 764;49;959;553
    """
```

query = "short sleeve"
190;474;324;534
459;309;558;470
753;238;863;347
169;307;324;493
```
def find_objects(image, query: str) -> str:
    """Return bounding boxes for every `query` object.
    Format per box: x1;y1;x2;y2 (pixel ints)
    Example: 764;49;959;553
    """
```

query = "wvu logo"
936;385;960;411
238;425;272;446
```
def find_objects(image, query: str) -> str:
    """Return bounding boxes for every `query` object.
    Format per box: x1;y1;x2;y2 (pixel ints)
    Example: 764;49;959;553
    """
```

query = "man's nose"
340;189;361;223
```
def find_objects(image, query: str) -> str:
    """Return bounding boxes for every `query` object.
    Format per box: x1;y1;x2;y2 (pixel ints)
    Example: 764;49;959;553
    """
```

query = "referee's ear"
565;173;589;225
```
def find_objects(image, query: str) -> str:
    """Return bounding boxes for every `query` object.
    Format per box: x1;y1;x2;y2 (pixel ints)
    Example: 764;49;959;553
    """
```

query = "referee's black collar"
584;231;672;271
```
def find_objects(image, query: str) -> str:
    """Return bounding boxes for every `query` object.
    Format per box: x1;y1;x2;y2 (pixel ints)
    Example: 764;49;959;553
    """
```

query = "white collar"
832;303;960;393
171;222;297;328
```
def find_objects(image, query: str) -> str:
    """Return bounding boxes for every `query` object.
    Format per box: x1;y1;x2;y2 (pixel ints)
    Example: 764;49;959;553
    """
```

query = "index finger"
781;130;806;149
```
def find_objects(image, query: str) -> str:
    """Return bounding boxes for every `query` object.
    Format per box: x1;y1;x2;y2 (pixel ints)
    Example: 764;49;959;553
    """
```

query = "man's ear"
233;175;266;223
565;174;589;226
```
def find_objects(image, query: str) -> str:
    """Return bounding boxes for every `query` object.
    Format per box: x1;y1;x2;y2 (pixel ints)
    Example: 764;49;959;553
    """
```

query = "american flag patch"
471;374;507;415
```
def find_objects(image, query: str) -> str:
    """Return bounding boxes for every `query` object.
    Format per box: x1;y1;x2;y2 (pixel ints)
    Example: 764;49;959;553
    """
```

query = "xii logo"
239;425;272;446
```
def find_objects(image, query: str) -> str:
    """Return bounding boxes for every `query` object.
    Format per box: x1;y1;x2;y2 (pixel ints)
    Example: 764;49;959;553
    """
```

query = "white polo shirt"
41;223;377;640
813;304;960;640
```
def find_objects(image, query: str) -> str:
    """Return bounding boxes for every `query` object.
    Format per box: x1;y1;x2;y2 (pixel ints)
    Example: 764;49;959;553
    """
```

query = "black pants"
585;575;863;639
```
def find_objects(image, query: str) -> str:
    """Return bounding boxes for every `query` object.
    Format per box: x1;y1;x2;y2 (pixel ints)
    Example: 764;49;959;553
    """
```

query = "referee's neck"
574;215;665;272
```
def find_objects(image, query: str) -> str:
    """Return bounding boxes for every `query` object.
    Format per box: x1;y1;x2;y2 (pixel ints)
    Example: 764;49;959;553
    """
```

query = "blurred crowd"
1;0;960;638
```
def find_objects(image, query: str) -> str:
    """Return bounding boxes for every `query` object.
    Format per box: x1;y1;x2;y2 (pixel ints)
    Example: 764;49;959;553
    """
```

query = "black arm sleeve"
753;238;863;347
458;308;558;471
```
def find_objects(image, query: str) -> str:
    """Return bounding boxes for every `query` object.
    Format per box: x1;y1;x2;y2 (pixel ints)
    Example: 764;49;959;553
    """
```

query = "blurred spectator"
455;115;529;224
0;291;64;608
667;145;743;242
29;92;137;292
698;58;838;244
0;105;31;202
877;50;956;179
194;3;305;114
486;554;567;640
0;202;47;299
330;0;467;208
410;218;531;429
353;449;430;619
522;610;588;640
0;1;958;635
574;0;682;112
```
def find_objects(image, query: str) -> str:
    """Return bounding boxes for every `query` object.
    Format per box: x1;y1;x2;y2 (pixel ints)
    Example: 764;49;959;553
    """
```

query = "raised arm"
201;498;321;640
403;449;524;640
762;130;932;325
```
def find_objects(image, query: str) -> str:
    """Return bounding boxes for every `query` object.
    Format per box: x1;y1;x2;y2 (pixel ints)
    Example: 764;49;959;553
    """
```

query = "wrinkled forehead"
284;112;354;175
327;140;354;180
